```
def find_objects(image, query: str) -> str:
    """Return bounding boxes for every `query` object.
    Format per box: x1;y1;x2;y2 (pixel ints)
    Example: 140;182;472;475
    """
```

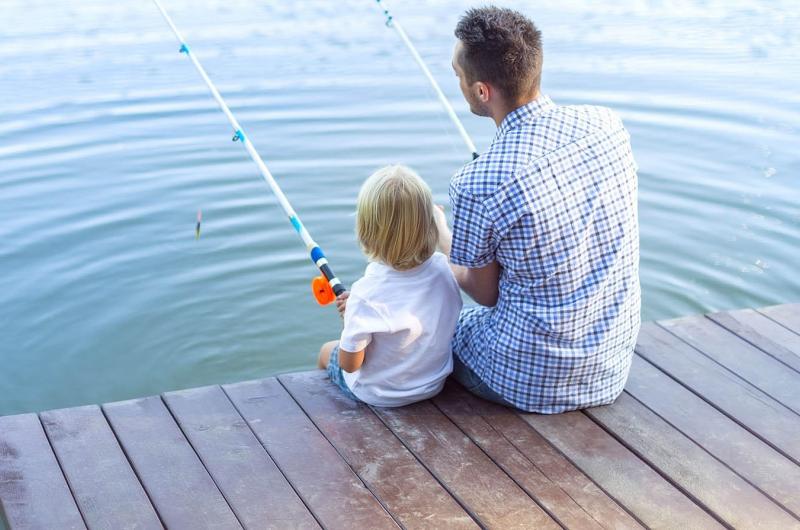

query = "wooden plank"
660;316;800;414
278;371;477;529
759;303;800;333
163;385;319;530
373;400;563;529
102;396;242;529
39;405;162;530
708;309;800;372
519;410;722;529
636;322;800;463
626;354;800;519
586;393;800;528
223;378;398;530
0;413;85;530
433;381;643;530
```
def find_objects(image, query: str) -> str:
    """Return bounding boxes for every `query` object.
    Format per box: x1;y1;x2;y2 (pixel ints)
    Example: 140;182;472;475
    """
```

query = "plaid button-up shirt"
450;95;641;413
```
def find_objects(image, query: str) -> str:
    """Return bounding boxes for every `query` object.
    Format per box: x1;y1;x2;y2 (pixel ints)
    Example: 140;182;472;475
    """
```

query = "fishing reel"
311;275;336;306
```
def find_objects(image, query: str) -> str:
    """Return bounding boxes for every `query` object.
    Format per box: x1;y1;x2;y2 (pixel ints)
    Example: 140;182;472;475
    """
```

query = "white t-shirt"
339;252;463;407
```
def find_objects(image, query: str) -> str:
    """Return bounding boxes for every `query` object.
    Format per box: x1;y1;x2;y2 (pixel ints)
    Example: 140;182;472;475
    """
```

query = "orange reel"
311;275;336;306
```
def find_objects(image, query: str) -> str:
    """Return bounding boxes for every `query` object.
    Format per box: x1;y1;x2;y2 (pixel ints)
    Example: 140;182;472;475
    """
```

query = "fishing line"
152;0;345;306
374;0;479;160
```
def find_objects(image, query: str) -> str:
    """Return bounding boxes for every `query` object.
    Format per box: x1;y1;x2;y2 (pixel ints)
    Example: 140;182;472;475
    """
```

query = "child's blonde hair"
356;165;438;271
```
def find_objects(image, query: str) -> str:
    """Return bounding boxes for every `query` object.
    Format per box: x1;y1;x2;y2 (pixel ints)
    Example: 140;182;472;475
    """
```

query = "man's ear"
475;81;491;103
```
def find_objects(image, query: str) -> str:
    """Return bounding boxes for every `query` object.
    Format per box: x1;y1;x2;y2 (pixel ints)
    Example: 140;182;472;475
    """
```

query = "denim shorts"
327;345;361;402
451;355;514;408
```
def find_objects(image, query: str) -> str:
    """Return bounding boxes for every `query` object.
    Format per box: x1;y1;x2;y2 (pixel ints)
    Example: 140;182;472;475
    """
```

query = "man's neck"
491;90;541;127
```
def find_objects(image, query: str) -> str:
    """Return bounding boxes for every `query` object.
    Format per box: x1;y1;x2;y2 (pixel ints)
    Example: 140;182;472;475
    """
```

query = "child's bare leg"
317;340;339;369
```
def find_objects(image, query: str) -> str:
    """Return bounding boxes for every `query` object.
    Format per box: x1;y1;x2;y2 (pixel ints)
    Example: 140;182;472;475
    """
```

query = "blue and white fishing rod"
152;0;345;305
374;0;479;160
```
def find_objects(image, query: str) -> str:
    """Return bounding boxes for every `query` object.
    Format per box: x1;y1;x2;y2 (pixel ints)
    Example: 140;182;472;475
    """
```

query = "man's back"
449;95;641;413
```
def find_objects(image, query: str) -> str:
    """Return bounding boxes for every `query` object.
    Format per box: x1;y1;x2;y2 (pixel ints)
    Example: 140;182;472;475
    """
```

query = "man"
433;6;641;413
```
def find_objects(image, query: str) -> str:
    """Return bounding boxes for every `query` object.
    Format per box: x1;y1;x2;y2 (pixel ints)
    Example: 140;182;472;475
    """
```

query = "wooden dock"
2;303;800;529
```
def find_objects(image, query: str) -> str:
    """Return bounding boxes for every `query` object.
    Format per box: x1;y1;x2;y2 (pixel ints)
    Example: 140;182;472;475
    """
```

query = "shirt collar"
496;94;555;137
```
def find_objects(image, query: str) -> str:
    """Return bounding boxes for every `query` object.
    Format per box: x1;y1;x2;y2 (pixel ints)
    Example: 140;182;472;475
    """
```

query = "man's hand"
335;291;350;320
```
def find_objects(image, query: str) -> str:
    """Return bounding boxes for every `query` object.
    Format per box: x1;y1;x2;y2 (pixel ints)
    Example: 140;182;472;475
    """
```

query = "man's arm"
434;206;501;307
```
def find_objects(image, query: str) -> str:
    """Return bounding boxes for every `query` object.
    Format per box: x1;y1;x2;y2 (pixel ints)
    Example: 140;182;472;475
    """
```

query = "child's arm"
338;347;365;373
337;291;363;371
339;291;387;373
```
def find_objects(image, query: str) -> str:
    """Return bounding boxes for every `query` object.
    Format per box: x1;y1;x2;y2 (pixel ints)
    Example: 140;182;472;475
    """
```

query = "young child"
317;165;462;407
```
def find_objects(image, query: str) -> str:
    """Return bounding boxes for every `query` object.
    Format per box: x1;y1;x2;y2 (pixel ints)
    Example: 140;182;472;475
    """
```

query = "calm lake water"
1;0;798;416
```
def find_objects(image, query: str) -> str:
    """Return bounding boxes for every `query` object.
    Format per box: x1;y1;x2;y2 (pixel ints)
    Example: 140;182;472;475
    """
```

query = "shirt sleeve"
449;184;498;268
339;293;389;352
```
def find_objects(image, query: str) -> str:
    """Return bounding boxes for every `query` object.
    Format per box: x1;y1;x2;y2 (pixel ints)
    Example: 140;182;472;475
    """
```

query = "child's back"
340;252;462;407
318;164;464;407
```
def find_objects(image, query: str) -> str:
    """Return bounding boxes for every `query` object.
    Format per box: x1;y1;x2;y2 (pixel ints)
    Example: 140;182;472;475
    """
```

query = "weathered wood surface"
374;400;560;529
223;378;398;530
708;309;800;372
433;381;643;529
2;303;800;529
625;355;800;519
0;414;85;530
636;322;800;464
39;405;162;530
660;315;800;414
279;371;477;529
102;396;243;529
521;407;724;529
586;393;800;529
759;302;800;333
162;385;319;530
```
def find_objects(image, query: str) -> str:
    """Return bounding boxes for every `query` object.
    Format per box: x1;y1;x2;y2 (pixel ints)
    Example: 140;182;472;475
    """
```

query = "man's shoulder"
451;142;530;198
451;102;628;198
555;102;621;121
535;103;625;143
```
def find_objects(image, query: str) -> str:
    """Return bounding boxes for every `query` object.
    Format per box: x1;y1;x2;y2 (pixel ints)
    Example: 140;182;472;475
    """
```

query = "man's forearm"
435;212;499;306
452;262;499;307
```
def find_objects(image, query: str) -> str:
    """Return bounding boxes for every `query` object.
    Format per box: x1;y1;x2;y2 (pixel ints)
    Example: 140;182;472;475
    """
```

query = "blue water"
1;0;798;416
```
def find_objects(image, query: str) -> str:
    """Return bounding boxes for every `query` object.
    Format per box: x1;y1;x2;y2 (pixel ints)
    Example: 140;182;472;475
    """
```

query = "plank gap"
274;377;406;530
620;390;800;523
757;306;800;336
427;398;569;529
218;384;326;530
368;404;490;528
578;407;732;529
98;404;167;529
633;346;800;468
488;407;647;529
625;355;800;520
158;392;247;530
655;320;800;418
35;413;91;530
704;313;800;374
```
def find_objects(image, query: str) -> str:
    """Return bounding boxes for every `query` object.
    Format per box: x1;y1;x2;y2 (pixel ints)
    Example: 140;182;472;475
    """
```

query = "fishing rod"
152;0;345;306
374;0;479;160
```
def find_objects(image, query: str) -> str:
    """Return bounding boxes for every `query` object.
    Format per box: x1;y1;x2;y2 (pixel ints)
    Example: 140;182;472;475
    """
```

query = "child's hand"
335;291;350;319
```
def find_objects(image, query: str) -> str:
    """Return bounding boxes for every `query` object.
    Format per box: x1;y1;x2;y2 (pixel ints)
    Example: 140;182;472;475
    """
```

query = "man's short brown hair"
455;6;542;101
